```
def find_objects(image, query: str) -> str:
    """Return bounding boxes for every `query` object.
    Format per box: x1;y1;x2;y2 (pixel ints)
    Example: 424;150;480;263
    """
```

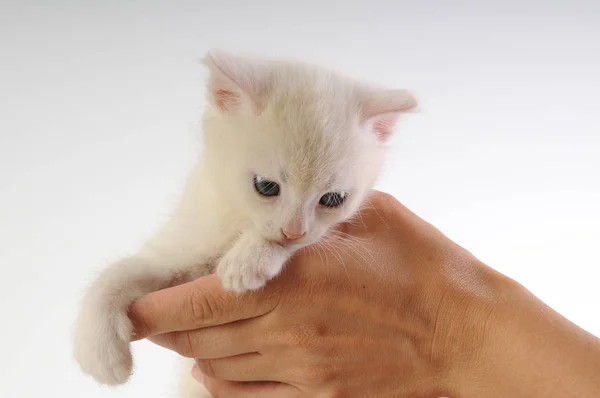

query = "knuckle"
364;190;403;224
298;363;337;385
196;358;217;378
370;191;398;212
172;331;195;357
326;389;347;398
188;288;220;326
370;190;396;207
289;324;328;348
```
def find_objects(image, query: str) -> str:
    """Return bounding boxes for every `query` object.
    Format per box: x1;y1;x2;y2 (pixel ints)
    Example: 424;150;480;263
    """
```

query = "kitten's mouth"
267;237;306;250
267;239;284;248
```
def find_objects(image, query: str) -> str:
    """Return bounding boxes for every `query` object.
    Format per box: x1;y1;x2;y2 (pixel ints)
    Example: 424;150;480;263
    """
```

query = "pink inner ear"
205;51;255;114
360;89;417;141
367;112;400;141
214;88;241;112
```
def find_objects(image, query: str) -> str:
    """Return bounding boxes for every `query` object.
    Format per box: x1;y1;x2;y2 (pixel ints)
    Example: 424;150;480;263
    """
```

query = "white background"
1;1;599;397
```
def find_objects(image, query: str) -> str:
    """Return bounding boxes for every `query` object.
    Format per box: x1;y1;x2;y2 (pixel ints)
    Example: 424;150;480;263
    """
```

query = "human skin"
130;191;600;397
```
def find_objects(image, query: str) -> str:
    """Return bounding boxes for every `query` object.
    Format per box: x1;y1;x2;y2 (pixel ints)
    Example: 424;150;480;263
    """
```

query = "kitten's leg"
73;243;210;385
216;232;291;293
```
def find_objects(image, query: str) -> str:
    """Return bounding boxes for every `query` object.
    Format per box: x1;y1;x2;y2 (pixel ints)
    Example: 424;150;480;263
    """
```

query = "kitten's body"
73;50;416;396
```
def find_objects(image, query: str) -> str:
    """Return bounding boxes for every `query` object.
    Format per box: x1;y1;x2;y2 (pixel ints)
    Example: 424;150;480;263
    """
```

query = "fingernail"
191;365;204;383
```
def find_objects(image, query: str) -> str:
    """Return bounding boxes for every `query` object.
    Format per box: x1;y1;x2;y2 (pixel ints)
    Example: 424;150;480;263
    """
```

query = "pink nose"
281;229;305;241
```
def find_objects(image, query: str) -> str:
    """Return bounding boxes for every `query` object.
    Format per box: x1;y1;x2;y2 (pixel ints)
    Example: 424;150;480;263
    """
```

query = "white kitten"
73;50;416;393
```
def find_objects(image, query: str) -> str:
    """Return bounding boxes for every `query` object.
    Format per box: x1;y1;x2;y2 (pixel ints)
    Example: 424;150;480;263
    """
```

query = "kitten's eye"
319;192;347;208
253;175;280;197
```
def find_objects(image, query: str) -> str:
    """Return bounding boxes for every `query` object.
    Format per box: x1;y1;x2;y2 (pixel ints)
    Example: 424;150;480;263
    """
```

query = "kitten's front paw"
216;243;286;293
73;307;133;385
217;255;274;293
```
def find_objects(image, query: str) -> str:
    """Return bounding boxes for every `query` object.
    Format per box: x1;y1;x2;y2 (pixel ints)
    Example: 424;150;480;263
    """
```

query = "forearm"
456;273;600;397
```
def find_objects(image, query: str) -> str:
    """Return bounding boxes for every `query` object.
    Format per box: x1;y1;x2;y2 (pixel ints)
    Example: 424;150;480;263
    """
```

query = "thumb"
129;273;280;339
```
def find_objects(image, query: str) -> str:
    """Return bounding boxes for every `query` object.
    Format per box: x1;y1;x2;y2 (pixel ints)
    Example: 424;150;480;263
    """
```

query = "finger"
147;317;265;359
129;273;280;339
202;373;301;398
195;352;287;383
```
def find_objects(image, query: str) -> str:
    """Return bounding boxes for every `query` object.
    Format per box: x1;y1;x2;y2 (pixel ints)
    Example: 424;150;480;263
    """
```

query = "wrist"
446;266;600;398
430;260;520;397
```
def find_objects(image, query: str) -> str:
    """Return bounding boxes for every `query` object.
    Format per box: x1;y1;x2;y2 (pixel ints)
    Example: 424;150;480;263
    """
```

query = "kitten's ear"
360;89;417;142
203;49;264;114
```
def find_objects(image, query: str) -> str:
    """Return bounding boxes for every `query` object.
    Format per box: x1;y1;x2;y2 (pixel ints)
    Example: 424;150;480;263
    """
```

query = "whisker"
319;237;352;281
314;242;328;268
324;231;375;269
366;196;389;227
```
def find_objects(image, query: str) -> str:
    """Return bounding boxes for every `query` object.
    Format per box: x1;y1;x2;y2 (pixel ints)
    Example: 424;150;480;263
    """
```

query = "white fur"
72;50;416;393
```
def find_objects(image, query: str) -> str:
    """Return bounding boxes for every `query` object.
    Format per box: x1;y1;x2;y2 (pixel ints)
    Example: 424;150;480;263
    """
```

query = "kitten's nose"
281;229;305;241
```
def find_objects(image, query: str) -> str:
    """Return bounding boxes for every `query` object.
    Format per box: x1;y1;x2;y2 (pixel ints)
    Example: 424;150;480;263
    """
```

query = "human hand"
130;191;500;397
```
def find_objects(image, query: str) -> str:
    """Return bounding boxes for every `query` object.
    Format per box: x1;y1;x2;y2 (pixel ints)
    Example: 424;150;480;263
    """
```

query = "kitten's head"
202;50;416;247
